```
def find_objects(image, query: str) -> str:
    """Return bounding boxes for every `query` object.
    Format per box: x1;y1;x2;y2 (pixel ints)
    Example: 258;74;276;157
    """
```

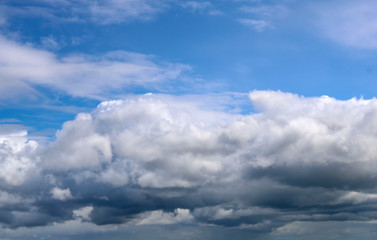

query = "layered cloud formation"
2;90;377;233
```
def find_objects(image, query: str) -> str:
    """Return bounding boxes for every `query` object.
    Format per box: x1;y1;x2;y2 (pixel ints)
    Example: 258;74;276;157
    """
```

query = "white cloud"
240;5;287;17
238;4;288;31
51;187;73;201
86;0;167;24
336;191;377;204
41;91;377;189
136;208;193;225
273;220;377;238
0;130;38;185
1;0;168;25
194;206;276;221
181;1;211;11
0;219;121;239
40;35;61;50
0;190;22;207
0;35;188;100
44;113;113;170
179;1;223;16
42;94;239;187
6;90;377;230
73;206;94;220
238;18;271;31
99;166;130;187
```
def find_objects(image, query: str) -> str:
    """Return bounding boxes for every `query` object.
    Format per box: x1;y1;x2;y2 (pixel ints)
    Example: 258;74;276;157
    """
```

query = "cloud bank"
2;90;377;235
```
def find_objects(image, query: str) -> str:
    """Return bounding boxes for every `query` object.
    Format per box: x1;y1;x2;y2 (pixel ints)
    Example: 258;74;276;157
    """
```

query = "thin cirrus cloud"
1;0;223;25
1;0;169;24
237;4;288;31
180;1;222;15
0;36;189;100
313;0;377;49
83;0;168;24
238;18;271;32
181;1;212;11
2;90;377;236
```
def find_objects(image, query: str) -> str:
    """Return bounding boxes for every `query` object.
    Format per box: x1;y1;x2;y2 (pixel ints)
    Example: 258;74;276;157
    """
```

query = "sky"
2;0;377;239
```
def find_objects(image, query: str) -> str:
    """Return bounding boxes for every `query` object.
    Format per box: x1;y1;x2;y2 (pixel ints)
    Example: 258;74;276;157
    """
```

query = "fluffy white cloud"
51;187;73;201
73;206;93;220
0;130;38;185
42;94;239;187
5;90;377;231
44;113;112;170
38;90;377;190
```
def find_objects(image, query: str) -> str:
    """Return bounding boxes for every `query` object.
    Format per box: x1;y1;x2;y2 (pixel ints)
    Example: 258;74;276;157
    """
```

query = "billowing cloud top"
2;90;377;232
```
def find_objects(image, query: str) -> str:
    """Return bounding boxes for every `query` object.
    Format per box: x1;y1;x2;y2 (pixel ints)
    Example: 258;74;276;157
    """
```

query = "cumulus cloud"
51;187;73;201
0;130;38;186
0;35;188;100
4;90;377;235
73;206;93;220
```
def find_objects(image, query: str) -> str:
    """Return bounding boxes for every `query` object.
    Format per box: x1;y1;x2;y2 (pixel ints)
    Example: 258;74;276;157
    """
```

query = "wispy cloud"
240;5;287;17
86;0;168;24
0;35;189;100
180;1;223;15
181;1;212;11
40;35;61;50
238;3;289;31
238;18;271;31
313;0;377;49
1;0;169;25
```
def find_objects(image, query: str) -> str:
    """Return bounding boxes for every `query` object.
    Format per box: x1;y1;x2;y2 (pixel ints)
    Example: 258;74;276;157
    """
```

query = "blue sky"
2;0;377;134
3;0;377;239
